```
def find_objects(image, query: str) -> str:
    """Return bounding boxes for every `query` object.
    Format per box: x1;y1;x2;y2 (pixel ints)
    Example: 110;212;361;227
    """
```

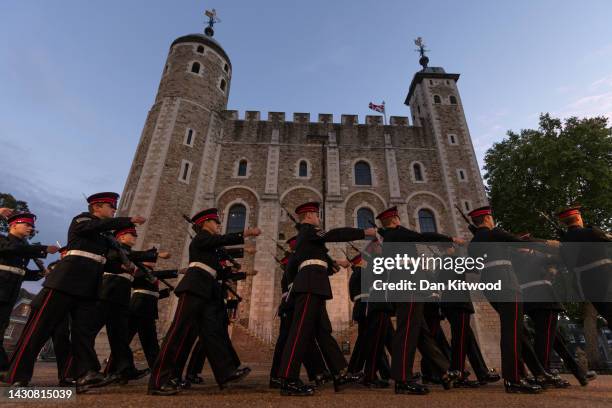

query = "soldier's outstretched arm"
317;227;377;242
72;214;135;235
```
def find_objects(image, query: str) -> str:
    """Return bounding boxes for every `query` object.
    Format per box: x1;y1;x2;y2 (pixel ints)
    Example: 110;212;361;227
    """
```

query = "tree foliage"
0;193;30;233
484;114;612;238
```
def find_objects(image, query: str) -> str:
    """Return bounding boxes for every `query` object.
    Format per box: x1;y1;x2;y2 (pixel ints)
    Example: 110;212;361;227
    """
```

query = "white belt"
0;265;26;276
353;293;369;301
189;262;217;278
103;272;134;282
484;260;512;268
299;259;328;270
520;280;552;290
574;259;612;273
65;250;106;264
133;289;159;298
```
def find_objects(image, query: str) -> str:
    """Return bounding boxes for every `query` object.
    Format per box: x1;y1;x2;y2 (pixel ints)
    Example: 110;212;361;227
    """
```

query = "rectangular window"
179;160;193;184
464;200;471;211
448;134;458;145
184;128;195;147
457;169;467;182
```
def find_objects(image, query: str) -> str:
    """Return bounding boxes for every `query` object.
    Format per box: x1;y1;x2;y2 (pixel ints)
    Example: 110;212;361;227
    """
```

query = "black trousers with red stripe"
490;301;524;382
0;302;13;371
148;293;236;390
392;301;449;382
526;309;559;372
279;293;346;380
444;308;480;374
271;309;329;380
6;288;100;383
52;316;72;381
362;311;392;382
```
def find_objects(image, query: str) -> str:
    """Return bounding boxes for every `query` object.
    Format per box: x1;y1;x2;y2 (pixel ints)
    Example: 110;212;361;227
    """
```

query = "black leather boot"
394;381;429;395
219;367;251;390
504;379;542;394
269;376;282;389
280;379;315;396
478;368;501;385
148;382;179;396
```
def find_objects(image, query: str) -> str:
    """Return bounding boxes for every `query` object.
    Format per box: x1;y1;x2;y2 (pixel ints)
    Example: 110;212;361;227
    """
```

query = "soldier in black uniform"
148;208;259;395
126;266;177;370
0;212;57;372
278;202;377;396
438;244;500;387
96;225;171;383
375;206;460;395
557;206;612;328
4;192;143;389
349;252;392;387
269;236;332;390
468;205;561;393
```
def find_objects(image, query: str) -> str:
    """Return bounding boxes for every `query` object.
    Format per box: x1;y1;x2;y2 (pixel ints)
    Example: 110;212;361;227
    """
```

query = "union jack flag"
368;101;385;113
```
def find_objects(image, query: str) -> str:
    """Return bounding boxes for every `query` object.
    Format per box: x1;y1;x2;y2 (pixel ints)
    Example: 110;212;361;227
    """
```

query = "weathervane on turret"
414;37;429;70
204;8;221;37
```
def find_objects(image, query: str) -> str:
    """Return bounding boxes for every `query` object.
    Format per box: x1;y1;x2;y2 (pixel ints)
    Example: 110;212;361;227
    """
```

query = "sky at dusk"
2;1;612;286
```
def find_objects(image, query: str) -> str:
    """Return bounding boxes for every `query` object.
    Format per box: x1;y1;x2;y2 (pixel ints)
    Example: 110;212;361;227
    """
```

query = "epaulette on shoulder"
74;216;92;223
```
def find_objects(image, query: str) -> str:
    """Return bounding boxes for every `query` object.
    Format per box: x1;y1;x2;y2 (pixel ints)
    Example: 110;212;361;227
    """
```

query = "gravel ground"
2;362;611;408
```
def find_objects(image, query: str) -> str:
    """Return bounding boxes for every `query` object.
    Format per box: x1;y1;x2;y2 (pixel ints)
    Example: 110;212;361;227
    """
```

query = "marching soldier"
439;244;500;387
278;202;377;396
148;208;259;395
4;192;143;389
96;225;170;383
375;206;461;395
125;264;177;371
0;212;57;372
467;205;560;393
557;206;612;329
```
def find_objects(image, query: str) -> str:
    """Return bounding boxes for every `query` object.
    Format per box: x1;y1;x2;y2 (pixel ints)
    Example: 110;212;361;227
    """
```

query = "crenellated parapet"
221;110;411;127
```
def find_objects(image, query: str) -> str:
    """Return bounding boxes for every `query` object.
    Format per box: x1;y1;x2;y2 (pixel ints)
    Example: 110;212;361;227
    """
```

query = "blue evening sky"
1;1;611;284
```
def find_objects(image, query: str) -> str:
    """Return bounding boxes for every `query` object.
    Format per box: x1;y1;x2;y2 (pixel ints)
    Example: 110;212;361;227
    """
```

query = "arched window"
220;78;227;92
226;204;246;233
418;209;437;233
433;95;441;104
413;163;424;182
224;63;229;73
449;95;457;105
191;62;201;74
237;160;248;177
356;207;375;231
354;161;372;185
298;160;308;177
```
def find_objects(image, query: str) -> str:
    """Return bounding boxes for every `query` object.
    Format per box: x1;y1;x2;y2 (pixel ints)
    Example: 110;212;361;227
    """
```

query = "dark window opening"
186;129;193;145
197;45;204;53
226;204;246;234
298;160;308;177
413;163;423;181
433;95;442;104
449;95;458;105
418;209;437;233
220;78;227;92
237;160;247;177
355;161;372;185
191;62;201;74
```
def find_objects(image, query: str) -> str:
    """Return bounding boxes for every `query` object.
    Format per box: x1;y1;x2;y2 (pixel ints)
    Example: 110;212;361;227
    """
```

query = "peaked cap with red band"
376;206;398;221
295;201;320;215
557;205;582;220
468;206;492;219
192;208;221;225
7;212;37;227
114;224;138;239
87;192;119;208
286;236;298;250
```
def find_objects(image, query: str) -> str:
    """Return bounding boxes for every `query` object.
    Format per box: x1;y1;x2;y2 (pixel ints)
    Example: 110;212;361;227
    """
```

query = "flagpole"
382;100;387;126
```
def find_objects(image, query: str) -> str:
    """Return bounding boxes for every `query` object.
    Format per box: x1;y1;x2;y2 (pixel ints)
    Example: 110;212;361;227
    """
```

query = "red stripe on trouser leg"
545;312;553;368
513;298;519;382
369;314;385;380
401;301;414;382
154;295;186;388
174;324;193;362
284;293;311;379
459;312;466;372
8;289;54;383
64;355;73;379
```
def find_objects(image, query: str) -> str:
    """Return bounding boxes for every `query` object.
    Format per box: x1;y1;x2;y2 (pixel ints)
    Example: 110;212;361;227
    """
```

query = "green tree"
484;113;612;369
0;193;30;233
484;114;612;237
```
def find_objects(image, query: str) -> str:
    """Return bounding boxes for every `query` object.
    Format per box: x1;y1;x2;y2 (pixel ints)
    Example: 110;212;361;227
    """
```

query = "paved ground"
2;361;611;408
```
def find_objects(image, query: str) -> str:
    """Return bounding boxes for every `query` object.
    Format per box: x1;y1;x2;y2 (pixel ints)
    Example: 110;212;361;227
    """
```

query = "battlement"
223;110;411;126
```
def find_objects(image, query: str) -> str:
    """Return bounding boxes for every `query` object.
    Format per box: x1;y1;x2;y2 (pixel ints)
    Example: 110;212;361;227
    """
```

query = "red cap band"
558;209;580;219
8;217;35;226
468;209;491;218
115;228;137;238
194;213;220;225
